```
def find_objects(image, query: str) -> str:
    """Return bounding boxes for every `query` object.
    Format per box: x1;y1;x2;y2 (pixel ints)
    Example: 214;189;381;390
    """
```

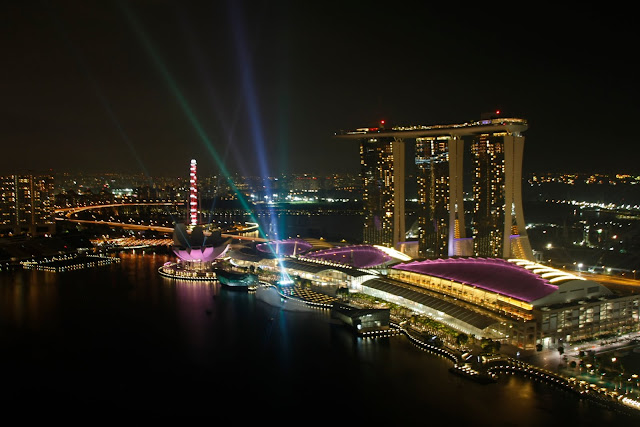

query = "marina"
20;253;120;272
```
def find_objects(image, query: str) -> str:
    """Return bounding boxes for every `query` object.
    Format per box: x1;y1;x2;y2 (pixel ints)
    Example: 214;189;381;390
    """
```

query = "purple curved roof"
256;238;313;257
392;258;558;302
173;244;229;262
304;245;392;268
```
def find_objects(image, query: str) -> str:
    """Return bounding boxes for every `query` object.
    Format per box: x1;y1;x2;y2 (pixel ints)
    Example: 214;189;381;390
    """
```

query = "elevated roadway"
55;202;266;242
55;201;183;218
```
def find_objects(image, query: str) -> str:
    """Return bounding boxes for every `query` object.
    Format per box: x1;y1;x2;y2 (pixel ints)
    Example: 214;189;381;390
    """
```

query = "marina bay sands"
337;115;532;261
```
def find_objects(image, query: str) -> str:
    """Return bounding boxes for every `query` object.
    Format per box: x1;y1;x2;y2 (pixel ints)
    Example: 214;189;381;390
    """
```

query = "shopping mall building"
228;239;640;350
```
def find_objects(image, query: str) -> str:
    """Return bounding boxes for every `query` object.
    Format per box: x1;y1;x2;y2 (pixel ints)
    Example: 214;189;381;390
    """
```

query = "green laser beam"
119;2;268;239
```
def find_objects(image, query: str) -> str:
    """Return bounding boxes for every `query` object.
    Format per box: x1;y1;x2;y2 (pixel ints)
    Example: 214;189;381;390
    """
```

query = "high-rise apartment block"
339;115;534;261
0;173;55;236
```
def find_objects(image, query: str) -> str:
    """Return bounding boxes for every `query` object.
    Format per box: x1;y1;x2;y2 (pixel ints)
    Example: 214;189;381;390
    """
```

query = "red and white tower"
189;159;198;226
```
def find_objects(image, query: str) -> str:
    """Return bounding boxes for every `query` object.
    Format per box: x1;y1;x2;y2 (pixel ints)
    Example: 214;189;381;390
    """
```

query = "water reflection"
0;253;638;423
1;268;60;332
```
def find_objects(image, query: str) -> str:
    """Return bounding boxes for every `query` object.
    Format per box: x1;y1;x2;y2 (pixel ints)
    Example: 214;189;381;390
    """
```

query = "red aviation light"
496;110;500;115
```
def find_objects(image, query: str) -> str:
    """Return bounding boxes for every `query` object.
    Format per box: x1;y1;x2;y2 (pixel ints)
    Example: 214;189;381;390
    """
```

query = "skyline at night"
3;3;640;416
3;1;638;178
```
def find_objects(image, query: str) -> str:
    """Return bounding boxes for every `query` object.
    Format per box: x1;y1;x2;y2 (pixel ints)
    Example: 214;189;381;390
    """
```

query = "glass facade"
539;297;640;344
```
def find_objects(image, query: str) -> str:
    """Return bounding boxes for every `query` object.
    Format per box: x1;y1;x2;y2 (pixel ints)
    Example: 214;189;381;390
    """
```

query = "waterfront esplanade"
337;117;534;261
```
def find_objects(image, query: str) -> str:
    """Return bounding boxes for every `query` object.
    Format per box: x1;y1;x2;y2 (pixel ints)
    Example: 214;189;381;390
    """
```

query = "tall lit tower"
470;129;532;259
358;135;405;248
189;159;198;226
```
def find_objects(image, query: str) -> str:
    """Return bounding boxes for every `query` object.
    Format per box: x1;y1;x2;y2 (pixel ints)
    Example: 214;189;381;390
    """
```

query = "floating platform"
214;269;258;290
330;302;390;334
449;364;497;384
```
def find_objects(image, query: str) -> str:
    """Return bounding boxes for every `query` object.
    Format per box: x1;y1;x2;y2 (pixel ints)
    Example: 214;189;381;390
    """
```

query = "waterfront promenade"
282;283;640;416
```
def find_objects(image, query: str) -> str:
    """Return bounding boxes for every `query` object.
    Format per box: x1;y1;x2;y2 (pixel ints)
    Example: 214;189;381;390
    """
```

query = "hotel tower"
338;115;534;261
358;134;405;248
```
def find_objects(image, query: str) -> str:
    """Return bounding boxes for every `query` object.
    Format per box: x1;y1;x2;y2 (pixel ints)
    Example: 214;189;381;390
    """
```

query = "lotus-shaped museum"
172;223;231;263
173;245;229;262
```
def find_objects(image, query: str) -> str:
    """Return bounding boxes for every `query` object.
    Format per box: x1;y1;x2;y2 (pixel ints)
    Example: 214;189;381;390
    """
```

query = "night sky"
3;1;638;178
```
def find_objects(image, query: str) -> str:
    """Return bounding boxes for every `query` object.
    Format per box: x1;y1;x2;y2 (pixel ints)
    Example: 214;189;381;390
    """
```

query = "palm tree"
456;333;469;347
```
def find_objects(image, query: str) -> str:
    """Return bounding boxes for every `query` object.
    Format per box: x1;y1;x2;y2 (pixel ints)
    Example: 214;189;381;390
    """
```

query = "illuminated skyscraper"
189;159;198;226
0;173;55;236
338;115;534;261
469;128;532;260
358;134;405;248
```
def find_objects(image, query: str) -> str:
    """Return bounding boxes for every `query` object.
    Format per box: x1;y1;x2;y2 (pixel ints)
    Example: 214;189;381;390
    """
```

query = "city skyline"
3;2;638;178
4;3;640;418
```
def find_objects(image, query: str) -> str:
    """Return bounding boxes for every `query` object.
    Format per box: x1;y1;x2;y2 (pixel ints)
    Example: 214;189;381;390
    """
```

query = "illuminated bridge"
55;200;183;219
55;201;265;242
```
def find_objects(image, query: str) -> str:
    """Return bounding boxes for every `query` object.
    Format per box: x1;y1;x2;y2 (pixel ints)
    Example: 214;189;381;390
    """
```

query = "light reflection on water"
0;253;638;423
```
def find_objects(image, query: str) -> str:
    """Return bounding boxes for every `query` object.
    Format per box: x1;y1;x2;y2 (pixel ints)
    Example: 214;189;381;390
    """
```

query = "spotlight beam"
119;2;268;238
226;1;289;277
